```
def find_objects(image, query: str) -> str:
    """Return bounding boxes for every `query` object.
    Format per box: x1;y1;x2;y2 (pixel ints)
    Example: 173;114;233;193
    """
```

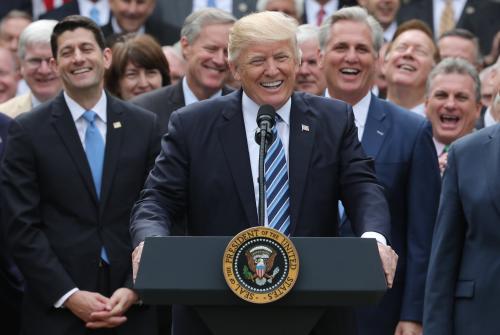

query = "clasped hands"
64;287;138;329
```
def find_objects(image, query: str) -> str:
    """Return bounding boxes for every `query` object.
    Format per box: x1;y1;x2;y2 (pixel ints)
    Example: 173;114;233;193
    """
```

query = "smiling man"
357;0;400;42
1;15;159;334
130;10;398;335
319;6;440;335
0;20;62;118
384;19;439;117
425;57;481;174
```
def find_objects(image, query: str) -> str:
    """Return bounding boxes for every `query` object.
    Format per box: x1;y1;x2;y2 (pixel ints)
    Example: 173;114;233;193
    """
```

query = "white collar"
242;91;291;131
111;16;145;35
65;90;107;123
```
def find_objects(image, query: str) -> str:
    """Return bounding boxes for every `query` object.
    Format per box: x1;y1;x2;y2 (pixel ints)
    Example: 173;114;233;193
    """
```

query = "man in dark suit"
132;8;236;135
424;122;500;335
319;6;441;335
40;0;109;24
130;10;398;335
398;0;481;38
0;0;31;20
1;15;159;334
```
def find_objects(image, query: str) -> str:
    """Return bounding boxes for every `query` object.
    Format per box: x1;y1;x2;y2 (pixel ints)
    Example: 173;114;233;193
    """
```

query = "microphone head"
256;104;276;127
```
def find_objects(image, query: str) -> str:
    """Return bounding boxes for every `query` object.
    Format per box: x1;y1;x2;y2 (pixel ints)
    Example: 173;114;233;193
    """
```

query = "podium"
135;236;387;335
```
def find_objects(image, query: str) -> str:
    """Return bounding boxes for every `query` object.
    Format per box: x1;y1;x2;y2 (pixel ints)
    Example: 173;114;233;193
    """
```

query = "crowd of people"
0;1;499;335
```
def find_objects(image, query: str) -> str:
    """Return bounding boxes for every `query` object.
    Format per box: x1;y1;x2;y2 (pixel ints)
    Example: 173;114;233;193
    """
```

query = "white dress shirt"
305;0;338;26
433;0;467;34
78;0;111;26
242;92;386;244
54;90;108;308
111;16;146;35
182;77;223;106
433;137;447;156
193;0;233;13
383;21;398;42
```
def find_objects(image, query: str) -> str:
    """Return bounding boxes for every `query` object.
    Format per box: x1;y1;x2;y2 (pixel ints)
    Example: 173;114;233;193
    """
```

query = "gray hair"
181;8;236;44
319;6;383;54
228;11;299;63
296;24;319;45
18;19;58;60
426;57;481;102
256;0;304;19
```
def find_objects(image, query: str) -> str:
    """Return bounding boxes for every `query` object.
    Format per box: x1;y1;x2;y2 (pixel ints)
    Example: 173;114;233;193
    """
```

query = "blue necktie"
82;111;109;264
89;6;100;25
207;0;217;7
265;121;290;236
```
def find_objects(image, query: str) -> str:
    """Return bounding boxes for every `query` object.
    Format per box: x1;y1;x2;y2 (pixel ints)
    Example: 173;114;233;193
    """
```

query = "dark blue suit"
340;96;441;334
130;90;391;335
424;124;500;335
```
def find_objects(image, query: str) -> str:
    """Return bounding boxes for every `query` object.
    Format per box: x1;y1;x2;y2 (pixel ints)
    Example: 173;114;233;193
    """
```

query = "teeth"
73;68;89;74
440;115;459;123
340;68;359;74
261;81;282;88
399;64;415;71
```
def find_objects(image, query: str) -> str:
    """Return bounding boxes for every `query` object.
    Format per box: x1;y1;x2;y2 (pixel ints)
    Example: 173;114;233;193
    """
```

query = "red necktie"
316;5;326;26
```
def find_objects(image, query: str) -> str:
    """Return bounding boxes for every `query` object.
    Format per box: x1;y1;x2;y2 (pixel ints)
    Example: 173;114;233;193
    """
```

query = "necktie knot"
83;110;97;124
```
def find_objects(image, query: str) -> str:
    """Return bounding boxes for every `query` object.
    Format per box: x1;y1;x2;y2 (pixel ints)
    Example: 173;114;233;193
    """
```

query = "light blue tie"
265;121;290;236
89;6;100;25
82;111;109;264
207;0;217;7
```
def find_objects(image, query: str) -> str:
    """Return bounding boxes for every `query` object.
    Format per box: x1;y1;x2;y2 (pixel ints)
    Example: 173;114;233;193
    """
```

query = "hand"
64;290;110;322
86;288;138;329
377;243;398;288
438;152;448;176
394;321;422;335
132;241;144;283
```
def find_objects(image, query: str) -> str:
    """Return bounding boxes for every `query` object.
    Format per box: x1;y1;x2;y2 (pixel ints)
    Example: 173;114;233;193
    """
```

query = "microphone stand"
258;129;270;227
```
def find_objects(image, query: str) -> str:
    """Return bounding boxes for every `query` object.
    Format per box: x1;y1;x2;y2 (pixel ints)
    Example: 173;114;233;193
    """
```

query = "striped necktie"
439;0;455;37
265;120;291;236
82;110;110;264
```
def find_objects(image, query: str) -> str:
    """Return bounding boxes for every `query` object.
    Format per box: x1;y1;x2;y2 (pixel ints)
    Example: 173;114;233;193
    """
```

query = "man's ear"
180;36;190;60
229;61;241;81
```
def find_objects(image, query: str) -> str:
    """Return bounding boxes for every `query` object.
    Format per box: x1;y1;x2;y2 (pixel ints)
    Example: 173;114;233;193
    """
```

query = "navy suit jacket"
130;90;391;334
1;93;160;335
424;124;500;335
340;96;440;334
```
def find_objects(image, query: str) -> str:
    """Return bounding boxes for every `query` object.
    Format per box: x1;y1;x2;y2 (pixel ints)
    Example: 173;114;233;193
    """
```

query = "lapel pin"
377;130;384;136
113;122;122;129
465;5;475;15
301;124;310;132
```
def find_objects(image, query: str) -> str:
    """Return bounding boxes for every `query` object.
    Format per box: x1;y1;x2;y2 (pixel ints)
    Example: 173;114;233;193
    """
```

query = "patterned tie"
439;0;455;37
316;5;326;27
207;0;217;8
265;120;291;236
82;111;109;264
89;6;100;25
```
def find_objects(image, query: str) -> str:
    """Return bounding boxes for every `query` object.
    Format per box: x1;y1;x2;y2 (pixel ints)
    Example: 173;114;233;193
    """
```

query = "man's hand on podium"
377;243;398;288
132;241;144;283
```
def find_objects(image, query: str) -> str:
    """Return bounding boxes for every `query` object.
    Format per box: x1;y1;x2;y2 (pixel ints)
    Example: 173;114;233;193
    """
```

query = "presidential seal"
222;227;299;304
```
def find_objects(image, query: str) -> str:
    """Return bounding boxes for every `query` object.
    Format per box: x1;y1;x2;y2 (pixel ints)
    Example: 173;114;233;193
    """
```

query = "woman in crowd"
105;33;170;100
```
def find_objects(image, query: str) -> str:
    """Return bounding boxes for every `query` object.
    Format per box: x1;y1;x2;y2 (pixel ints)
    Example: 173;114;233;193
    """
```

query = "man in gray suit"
132;8;236;135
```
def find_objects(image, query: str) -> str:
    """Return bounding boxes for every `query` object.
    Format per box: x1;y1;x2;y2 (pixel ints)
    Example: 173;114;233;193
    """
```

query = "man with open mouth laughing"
425;57;482;174
319;6;440;335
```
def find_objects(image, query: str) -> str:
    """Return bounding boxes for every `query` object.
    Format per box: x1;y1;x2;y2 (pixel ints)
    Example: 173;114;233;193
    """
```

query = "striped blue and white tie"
265;122;290;236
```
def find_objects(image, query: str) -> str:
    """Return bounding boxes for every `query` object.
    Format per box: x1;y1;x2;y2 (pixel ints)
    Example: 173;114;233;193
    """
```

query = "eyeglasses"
24;57;52;69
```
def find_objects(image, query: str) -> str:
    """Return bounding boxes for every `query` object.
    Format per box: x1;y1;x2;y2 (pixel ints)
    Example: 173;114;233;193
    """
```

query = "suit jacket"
340;96;441;334
0;0;31;18
130;90;391;334
148;0;257;45
424;123;500;335
39;0;79;20
457;0;500;56
0;92;33;119
1;92;160;335
398;0;481;36
131;79;233;136
301;0;358;24
0;113;24;335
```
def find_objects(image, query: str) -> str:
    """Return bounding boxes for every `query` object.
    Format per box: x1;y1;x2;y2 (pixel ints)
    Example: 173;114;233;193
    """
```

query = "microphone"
254;104;276;145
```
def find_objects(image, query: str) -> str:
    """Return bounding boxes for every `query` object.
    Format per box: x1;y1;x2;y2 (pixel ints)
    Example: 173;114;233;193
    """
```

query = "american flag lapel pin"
301;124;310;132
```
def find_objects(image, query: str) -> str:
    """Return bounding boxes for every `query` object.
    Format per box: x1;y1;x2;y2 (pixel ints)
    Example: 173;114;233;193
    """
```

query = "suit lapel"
218;91;258;227
362;95;389;159
50;93;98;203
288;94;315;235
99;95;124;214
484;125;500;215
172;80;186;109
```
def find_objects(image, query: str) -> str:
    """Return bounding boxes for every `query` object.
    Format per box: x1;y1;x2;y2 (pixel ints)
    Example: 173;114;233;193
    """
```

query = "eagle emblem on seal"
244;245;280;286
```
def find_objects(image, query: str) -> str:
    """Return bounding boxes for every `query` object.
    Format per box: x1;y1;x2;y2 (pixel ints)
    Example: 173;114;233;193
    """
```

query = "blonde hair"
228;11;299;63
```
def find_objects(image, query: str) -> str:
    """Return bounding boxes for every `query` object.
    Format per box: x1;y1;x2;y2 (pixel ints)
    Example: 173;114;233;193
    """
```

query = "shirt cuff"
54;288;79;308
361;232;387;245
